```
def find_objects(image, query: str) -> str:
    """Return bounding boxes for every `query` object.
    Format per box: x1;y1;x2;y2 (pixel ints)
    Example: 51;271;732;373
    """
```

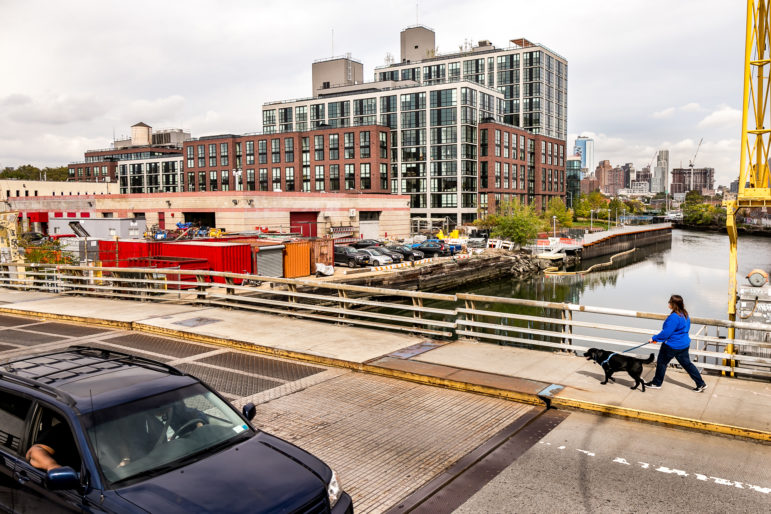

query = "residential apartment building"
262;26;567;225
180;125;391;195
68;122;188;194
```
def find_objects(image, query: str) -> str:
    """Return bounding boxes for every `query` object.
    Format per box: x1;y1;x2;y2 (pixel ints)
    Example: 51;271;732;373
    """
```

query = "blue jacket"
653;312;691;349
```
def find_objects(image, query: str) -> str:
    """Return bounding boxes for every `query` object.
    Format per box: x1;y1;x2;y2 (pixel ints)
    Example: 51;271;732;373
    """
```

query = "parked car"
349;239;383;249
415;241;452;257
386;245;425;261
419;239;461;254
0;347;353;514
334;245;371;268
357;248;393;266
366;246;403;263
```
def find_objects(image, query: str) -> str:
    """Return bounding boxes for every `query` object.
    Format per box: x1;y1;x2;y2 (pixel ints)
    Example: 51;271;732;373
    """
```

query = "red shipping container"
97;240;161;267
125;256;209;290
157;241;252;284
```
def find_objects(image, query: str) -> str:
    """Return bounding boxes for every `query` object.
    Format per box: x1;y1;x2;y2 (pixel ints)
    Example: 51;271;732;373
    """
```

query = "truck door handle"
14;471;30;484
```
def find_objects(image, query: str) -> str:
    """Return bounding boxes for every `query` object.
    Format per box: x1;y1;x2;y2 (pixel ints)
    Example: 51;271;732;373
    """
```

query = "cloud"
698;106;742;128
652;107;675;119
4;93;106;126
680;102;702;112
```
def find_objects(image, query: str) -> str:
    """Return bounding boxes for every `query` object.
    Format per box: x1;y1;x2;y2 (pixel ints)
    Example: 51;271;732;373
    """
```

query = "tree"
543;197;573;227
0;164;69;181
486;199;541;245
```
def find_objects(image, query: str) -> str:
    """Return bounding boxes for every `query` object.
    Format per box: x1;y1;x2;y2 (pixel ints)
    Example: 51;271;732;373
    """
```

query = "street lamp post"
590;209;594;231
552;215;557;237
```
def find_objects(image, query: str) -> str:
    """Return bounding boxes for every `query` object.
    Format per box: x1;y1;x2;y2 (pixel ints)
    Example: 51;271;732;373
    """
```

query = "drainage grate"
173;317;221;328
176;362;282;397
26;322;109;337
198;352;325;382
0;315;32;328
106;334;212;358
0;329;63;346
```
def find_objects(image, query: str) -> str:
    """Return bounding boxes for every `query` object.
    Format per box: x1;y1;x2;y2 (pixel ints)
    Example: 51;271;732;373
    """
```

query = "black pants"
650;343;705;388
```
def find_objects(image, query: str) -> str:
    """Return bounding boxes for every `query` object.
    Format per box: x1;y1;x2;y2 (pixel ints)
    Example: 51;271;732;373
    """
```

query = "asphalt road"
454;411;771;514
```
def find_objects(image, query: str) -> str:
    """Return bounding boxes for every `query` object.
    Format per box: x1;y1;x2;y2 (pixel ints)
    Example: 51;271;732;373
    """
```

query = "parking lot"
0;313;539;513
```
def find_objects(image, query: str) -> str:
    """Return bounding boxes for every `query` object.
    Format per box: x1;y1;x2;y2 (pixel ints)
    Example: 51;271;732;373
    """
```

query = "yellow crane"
723;1;771;373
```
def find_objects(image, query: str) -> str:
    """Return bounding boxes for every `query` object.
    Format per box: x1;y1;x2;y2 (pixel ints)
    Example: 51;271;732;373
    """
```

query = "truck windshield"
85;384;252;487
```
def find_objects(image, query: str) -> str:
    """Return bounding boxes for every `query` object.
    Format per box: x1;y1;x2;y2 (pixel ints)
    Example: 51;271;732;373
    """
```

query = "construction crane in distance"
688;137;703;192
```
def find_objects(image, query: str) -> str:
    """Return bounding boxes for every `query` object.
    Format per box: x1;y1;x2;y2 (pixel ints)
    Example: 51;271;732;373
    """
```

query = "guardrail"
1;263;769;378
0;263;457;338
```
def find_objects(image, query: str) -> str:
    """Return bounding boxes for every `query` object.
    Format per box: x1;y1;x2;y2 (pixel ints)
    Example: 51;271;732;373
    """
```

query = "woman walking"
645;294;708;392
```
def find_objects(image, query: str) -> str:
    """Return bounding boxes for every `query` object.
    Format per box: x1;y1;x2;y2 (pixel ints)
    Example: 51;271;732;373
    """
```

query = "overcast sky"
0;0;746;185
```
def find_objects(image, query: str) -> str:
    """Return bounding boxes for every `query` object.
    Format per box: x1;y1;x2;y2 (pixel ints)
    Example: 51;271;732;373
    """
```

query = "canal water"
447;229;770;355
460;229;770;322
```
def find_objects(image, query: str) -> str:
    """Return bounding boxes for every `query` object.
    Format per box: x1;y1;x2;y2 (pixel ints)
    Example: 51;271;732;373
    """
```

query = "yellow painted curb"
550;395;771;443
0;307;133;330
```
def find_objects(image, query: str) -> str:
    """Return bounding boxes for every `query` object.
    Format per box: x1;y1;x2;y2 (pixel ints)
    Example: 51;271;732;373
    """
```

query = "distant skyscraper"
652;149;669;194
574;136;595;172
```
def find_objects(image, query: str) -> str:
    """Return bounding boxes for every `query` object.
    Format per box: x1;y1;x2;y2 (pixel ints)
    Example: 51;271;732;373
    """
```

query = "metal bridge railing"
1;264;769;379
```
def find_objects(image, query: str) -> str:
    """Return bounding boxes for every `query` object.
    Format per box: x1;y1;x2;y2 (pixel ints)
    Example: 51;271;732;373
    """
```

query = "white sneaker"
694;384;707;393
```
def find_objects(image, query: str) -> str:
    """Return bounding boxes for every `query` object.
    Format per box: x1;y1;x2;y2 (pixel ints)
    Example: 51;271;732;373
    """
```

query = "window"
246;141;255;165
271;139;280;163
272;167;281;191
285;167;295;191
246;169;255;191
258;140;267;164
344;132;354;159
380;132;388;158
329;134;339;160
302;166;310;192
314;135;324;161
187;146;194;168
360;163;371;189
197;145;205;167
345;164;355;190
380;163;388;189
187;172;195;191
284;138;294;162
259;168;268;191
221;169;230;191
30;407;81;470
220;143;229;166
360;131;370;158
209;170;218;191
209;144;217;167
0;390;32;454
315;165;325;191
329;164;340;191
198;171;206;191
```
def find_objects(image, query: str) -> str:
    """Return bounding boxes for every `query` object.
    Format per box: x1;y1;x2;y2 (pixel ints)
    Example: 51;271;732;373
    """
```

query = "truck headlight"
327;469;341;508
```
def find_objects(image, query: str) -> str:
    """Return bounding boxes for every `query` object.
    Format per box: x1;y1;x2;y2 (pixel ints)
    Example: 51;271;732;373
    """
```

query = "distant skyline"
0;1;745;185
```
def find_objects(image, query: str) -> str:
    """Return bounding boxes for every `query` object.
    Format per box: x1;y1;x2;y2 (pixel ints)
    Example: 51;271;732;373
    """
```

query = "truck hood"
116;432;329;513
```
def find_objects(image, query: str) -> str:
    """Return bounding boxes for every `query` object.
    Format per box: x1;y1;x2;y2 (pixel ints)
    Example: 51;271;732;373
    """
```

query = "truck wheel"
348;258;355;268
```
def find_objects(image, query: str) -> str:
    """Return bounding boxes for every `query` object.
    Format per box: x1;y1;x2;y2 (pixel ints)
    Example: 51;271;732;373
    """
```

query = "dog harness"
601;353;617;366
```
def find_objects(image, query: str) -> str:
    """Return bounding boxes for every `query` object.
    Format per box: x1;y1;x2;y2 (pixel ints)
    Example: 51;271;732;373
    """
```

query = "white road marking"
538;442;769;496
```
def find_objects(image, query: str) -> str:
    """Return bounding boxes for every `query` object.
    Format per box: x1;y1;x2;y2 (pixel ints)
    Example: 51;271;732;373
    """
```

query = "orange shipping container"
283;241;311;278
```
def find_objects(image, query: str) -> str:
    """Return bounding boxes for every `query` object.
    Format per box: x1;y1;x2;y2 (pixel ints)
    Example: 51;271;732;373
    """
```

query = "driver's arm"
26;444;60;472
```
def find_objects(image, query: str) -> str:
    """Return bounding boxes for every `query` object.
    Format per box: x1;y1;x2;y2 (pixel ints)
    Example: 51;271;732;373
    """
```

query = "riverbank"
326;251;543;293
673;222;771;236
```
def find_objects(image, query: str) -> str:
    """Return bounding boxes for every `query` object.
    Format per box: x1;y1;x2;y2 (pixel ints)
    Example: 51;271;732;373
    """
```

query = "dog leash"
601;341;652;366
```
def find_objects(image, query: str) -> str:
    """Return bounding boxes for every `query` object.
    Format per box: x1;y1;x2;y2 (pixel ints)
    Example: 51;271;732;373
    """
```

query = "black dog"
584;348;655;392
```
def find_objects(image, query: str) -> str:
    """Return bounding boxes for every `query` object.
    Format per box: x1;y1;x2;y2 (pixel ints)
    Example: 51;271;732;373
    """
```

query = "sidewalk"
2;289;769;442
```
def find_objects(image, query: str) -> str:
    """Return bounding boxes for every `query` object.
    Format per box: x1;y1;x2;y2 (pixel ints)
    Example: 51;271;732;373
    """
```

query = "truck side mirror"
242;402;256;421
